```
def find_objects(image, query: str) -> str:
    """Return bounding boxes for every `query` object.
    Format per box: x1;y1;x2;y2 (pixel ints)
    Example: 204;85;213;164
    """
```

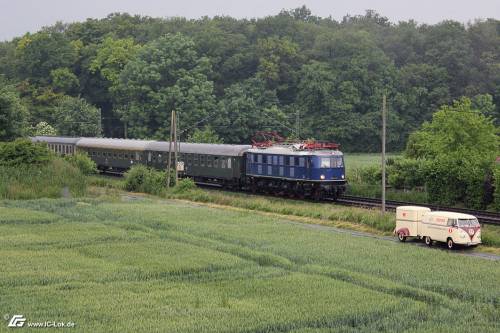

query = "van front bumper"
455;241;481;246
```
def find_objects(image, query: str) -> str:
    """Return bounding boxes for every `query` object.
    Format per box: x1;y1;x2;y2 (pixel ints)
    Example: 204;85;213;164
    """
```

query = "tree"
0;83;28;141
215;77;288;143
15;31;79;85
115;33;216;139
405;97;498;208
89;37;141;87
50;67;79;94
406;97;498;160
31;121;57;136
187;126;223;143
255;36;302;103
53;96;101;136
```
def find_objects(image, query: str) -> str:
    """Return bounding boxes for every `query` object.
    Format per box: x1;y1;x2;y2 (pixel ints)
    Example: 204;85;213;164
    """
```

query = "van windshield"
457;219;479;227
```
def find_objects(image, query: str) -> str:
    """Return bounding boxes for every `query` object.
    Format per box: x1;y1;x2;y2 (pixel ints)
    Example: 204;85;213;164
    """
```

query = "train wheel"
312;188;322;201
424;236;432;246
397;232;406;242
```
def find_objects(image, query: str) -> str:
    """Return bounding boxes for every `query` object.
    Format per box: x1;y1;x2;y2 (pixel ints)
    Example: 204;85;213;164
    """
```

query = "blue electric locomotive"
245;143;346;199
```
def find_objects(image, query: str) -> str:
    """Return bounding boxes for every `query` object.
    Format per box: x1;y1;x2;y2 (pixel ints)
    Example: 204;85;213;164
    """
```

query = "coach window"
299;157;305;167
290;167;295;177
273;155;278;165
221;158;226;168
262;155;267;164
227;158;232;169
257;165;262;174
257;154;262;164
279;166;284;176
214;156;219;168
267;165;272;175
289;156;295;166
207;156;213;167
200;155;205;167
279;156;284;165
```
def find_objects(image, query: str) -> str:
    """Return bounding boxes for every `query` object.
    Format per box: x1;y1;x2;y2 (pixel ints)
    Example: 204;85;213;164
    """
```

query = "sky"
1;0;499;41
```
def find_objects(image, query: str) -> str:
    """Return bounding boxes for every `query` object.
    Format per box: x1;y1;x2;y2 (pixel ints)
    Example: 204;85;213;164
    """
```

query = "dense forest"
0;7;499;151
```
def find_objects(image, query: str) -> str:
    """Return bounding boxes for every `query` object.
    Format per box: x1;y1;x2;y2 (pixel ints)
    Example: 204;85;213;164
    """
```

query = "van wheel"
447;238;454;250
398;232;406;242
424;236;432;246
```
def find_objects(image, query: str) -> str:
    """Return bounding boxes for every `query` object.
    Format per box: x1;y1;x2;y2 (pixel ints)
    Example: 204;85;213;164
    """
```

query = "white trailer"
395;206;481;249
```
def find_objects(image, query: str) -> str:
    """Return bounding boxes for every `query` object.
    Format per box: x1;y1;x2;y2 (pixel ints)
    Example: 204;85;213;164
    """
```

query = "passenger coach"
77;138;155;172
31;136;79;156
146;142;251;187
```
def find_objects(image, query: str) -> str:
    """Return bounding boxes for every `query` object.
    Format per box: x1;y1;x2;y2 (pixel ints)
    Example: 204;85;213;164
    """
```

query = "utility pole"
167;111;174;189
381;94;387;214
173;110;178;185
295;108;300;139
98;109;102;137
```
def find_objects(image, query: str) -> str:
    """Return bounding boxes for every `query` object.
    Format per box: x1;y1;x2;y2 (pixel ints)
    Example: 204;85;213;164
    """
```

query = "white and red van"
395;206;481;249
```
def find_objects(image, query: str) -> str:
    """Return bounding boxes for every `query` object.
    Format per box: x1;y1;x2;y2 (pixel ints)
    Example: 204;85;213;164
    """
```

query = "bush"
124;165;172;195
65;152;98;175
358;165;382;185
387;158;427;190
171;178;197;193
492;165;500;211
0;158;87;199
0;139;52;166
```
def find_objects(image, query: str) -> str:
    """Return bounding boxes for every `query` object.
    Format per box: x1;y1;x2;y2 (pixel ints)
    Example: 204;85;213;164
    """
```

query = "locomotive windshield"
320;156;344;168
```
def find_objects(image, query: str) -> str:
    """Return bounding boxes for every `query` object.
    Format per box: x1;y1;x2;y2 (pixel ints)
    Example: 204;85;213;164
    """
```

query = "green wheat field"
0;197;499;332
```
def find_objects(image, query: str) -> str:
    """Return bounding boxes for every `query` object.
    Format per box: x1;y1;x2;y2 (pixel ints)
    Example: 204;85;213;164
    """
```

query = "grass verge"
0;159;88;199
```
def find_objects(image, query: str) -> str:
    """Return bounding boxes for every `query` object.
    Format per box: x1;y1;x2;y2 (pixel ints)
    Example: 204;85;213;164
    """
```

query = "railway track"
337;195;500;225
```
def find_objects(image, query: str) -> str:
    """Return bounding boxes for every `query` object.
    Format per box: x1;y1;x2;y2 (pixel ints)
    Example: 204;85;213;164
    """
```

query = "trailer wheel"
397;232;406;242
424;236;432;246
447;238;454;250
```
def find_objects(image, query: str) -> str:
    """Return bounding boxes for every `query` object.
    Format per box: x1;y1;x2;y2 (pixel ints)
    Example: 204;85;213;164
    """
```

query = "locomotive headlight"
341;174;345;179
320;175;325;180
